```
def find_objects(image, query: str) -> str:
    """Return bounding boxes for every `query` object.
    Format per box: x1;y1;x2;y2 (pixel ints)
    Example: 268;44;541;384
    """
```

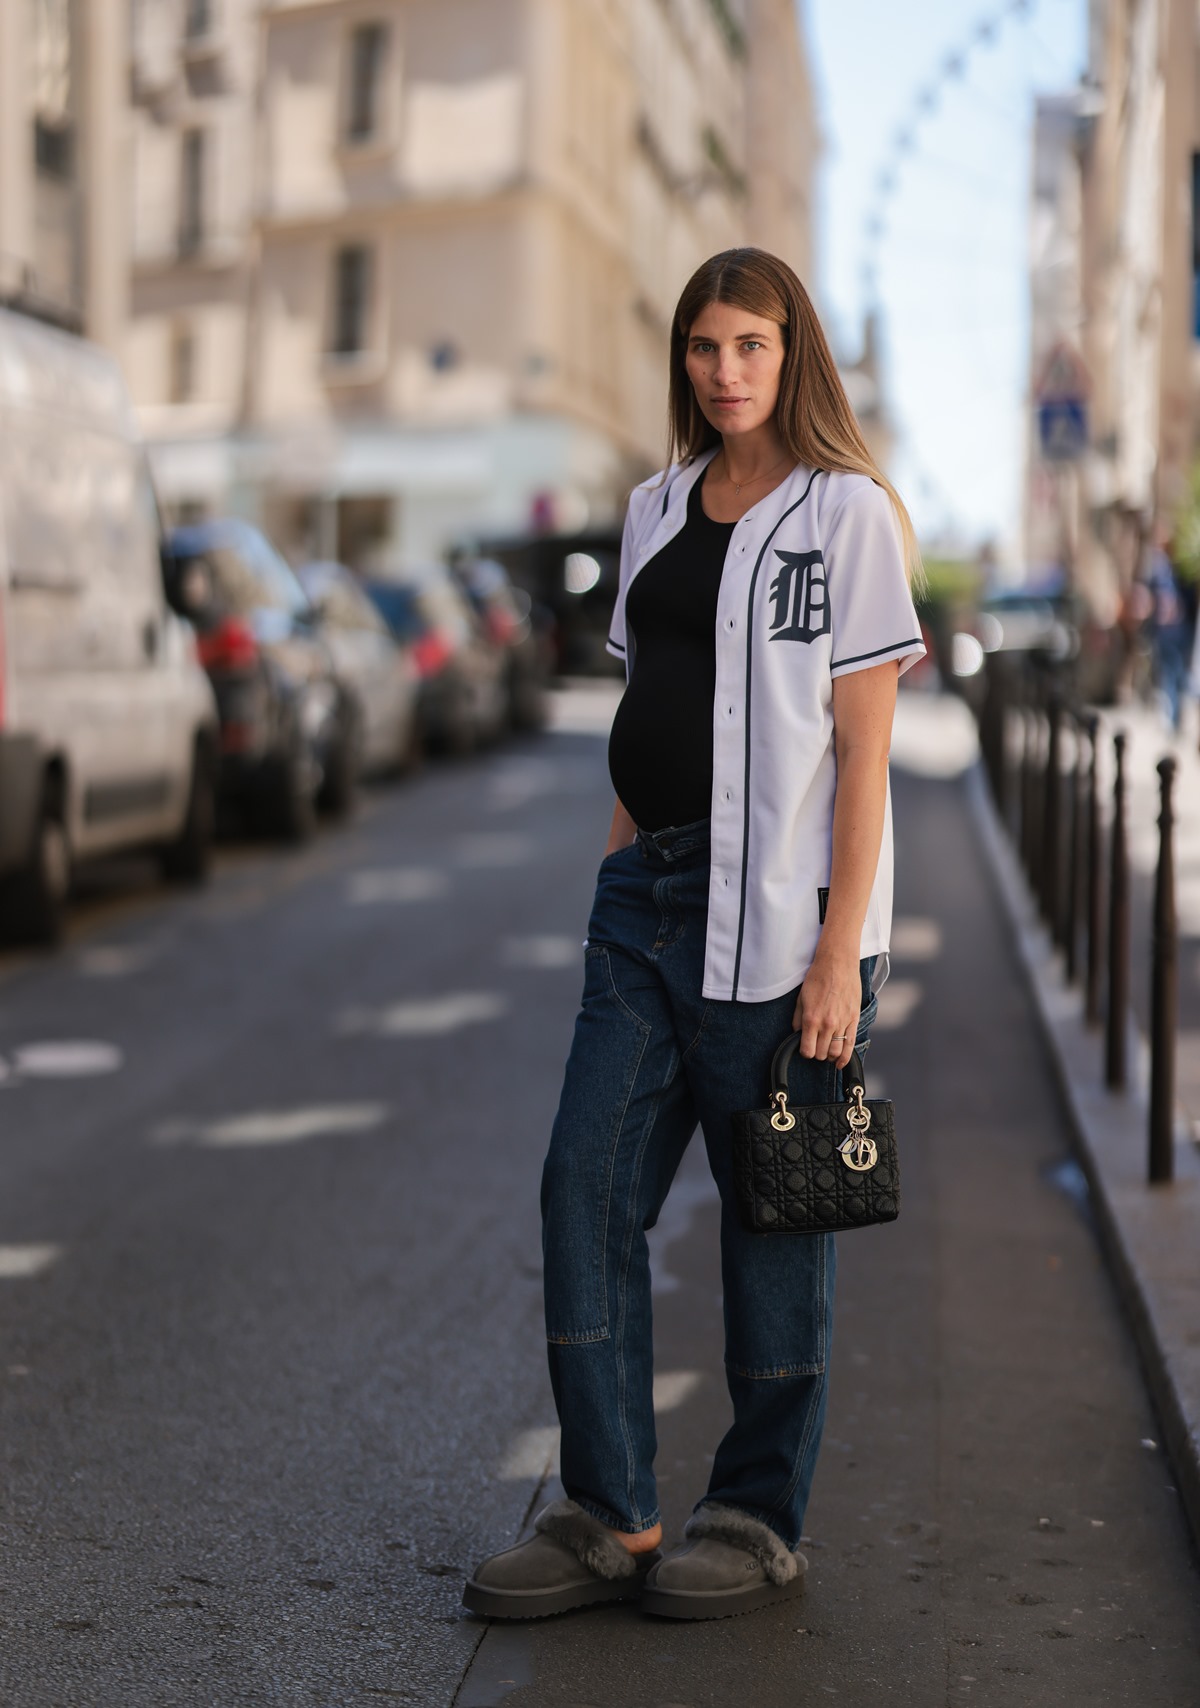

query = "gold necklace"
722;452;789;497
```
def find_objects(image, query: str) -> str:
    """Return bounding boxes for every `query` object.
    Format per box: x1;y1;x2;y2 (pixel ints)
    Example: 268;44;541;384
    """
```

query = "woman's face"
684;302;786;441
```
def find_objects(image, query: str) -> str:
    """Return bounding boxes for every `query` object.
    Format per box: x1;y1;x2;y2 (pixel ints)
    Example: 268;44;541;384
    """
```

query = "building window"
33;0;72;180
169;324;196;403
346;23;387;142
185;0;214;38
179;130;205;255
332;245;372;355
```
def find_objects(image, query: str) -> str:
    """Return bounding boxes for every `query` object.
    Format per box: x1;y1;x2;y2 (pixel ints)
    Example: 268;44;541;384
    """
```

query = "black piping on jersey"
731;467;820;999
831;635;922;672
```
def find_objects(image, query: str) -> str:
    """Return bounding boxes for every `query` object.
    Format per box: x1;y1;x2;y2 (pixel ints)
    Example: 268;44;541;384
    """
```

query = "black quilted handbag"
732;1034;899;1234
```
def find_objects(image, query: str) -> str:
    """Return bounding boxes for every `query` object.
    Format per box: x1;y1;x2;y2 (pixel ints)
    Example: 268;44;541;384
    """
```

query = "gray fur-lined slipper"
462;1499;660;1620
640;1502;807;1620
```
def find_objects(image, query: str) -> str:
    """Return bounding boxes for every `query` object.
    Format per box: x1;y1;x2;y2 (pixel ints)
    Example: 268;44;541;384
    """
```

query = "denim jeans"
540;816;877;1549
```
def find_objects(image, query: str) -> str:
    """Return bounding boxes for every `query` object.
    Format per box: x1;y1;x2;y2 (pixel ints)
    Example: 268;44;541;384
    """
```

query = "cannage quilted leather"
732;1100;900;1234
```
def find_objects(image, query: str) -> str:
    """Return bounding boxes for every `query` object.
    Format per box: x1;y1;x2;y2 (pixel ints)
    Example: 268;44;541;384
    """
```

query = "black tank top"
607;476;735;832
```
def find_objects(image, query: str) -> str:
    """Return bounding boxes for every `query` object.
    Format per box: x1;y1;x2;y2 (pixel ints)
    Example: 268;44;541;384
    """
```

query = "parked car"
163;519;353;839
364;565;507;756
950;584;1121;707
449;552;552;732
0;304;219;945
295;560;423;776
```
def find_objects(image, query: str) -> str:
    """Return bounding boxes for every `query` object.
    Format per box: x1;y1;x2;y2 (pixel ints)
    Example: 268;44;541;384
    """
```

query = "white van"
0;305;218;944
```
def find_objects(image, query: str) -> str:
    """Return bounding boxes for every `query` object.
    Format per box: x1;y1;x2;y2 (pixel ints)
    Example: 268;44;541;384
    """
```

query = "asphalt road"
1;687;1198;1707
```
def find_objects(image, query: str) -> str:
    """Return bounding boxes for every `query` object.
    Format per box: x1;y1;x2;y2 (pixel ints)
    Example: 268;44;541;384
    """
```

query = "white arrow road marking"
0;1244;62;1278
346;868;449;905
336;991;510;1037
152;1103;390;1149
13;1042;124;1077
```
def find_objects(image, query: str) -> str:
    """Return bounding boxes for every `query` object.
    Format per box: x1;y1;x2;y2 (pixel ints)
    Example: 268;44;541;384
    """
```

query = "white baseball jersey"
606;450;926;1003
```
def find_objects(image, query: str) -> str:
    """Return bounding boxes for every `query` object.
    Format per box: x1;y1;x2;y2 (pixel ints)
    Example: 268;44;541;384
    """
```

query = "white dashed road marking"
451;834;532;869
336;991;510;1038
76;943;164;978
652;1369;704;1413
346;868;450;905
486;759;560;811
152;1103;390;1149
501;935;579;970
872;978;923;1031
13;1042;124;1078
498;1425;561;1481
0;1244;62;1279
496;1374;701;1480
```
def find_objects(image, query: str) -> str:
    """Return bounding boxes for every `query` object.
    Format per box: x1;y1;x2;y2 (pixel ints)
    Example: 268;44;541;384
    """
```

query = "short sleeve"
824;480;926;680
605;496;637;662
607;479;660;664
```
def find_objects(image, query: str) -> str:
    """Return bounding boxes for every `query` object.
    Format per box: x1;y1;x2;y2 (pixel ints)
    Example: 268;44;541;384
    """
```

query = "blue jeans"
540;817;877;1549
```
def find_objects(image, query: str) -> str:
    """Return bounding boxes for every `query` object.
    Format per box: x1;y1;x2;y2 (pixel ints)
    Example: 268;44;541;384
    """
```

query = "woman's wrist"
812;922;863;963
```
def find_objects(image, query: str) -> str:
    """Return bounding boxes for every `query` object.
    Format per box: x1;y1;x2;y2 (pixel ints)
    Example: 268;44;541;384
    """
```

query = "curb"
964;761;1200;1556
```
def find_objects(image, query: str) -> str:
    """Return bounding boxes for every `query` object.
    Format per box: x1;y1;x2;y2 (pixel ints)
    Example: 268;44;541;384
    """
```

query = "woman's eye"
743;340;763;351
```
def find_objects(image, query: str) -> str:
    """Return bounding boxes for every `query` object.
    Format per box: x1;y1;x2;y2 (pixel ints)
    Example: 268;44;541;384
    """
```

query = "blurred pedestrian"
1141;525;1190;731
463;249;925;1623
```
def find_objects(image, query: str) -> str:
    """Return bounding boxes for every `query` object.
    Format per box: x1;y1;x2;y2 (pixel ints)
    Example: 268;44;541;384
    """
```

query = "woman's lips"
712;397;749;408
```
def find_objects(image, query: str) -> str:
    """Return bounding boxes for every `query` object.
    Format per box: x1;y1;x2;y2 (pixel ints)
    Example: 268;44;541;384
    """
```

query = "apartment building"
1028;0;1200;608
1024;92;1090;592
126;0;818;568
0;0;128;346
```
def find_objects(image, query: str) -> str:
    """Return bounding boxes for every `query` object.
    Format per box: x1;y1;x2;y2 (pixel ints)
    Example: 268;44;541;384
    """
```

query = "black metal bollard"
1105;731;1130;1091
1084;714;1104;1024
1018;692;1035;872
1071;710;1092;983
1040;693;1062;932
1023;688;1045;890
982;656;1009;818
1148;757;1178;1183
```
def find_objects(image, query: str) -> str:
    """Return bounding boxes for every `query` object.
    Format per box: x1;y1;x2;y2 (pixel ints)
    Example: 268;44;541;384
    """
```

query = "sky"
804;0;1088;560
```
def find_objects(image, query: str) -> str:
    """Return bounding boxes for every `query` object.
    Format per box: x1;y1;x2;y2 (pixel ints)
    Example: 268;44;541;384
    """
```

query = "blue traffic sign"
1038;397;1087;462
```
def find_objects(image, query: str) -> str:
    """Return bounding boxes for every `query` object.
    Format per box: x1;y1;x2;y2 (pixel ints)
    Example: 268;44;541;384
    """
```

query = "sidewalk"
1087;697;1200;1138
966;689;1200;1565
454;692;1200;1707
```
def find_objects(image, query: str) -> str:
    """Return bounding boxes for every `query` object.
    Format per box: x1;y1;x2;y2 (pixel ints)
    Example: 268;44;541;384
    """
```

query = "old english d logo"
768;550;829;644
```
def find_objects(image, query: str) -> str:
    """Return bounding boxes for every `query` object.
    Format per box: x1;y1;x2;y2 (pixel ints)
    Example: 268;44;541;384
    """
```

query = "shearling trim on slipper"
684;1502;805;1586
533;1500;641;1580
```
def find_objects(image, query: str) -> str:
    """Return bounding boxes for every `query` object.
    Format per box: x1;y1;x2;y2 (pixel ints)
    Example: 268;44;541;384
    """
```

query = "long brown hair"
666;247;923;588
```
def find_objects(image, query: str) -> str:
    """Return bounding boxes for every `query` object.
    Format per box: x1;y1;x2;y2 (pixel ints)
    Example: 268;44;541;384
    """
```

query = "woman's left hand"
792;948;860;1069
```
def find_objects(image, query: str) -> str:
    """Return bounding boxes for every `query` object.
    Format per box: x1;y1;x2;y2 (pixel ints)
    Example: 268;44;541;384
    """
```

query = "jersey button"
726;618;736;631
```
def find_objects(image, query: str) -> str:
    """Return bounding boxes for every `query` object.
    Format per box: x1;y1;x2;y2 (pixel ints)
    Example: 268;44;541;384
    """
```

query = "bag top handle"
769;1031;866;1102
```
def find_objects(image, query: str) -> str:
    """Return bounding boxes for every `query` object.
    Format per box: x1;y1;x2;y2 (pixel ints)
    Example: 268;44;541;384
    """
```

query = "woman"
463;248;925;1622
